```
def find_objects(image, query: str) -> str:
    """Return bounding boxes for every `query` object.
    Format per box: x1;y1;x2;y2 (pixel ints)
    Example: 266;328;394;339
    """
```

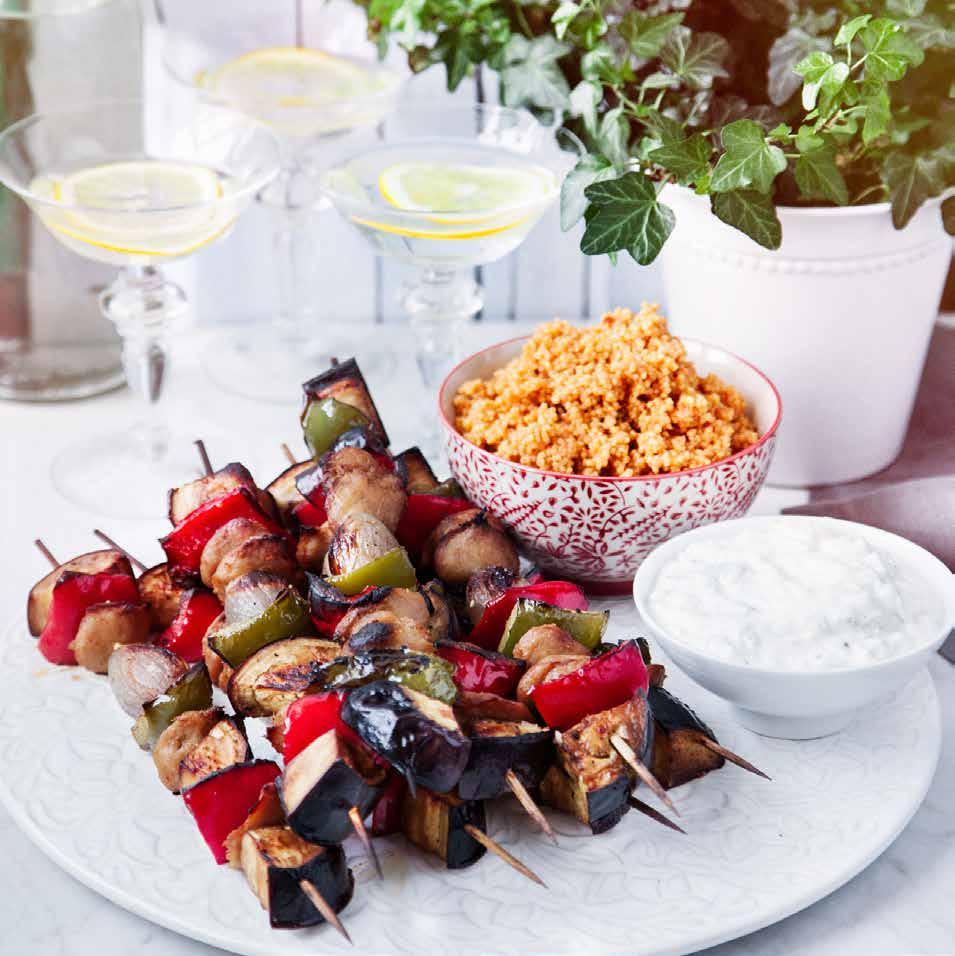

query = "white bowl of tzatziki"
633;515;955;739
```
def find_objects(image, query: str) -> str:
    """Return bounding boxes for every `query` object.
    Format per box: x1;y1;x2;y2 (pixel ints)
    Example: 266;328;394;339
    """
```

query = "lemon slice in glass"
33;160;230;259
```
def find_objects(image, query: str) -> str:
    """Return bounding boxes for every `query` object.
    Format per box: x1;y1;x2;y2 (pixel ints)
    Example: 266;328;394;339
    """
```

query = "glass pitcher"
0;0;142;401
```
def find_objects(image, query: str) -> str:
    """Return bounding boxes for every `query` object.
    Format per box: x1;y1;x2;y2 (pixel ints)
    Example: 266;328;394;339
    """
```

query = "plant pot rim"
663;182;950;220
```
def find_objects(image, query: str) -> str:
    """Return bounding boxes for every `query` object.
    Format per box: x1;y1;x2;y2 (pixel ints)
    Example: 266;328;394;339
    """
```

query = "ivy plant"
362;0;955;263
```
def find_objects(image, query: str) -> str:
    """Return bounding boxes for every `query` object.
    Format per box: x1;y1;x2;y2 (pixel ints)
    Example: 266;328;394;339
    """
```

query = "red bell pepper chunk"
159;487;284;575
531;640;649;731
292;499;327;529
156;589;222;663
38;572;140;666
468;580;588;649
370;772;406;837
182;760;281;864
395;493;474;556
435;639;525;698
282;691;347;763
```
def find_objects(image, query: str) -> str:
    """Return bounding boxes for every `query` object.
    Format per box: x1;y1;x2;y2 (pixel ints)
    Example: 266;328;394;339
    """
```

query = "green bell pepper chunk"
326;546;417;596
499;599;610;657
302;397;370;458
209;587;312;668
318;650;458;705
131;663;213;751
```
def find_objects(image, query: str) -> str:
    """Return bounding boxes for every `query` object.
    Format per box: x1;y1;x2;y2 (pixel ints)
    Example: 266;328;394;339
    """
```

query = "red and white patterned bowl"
439;335;782;595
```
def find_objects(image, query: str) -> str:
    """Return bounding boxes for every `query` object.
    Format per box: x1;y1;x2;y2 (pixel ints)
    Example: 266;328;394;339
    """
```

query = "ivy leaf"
580;172;675;265
660;27;730;90
619;11;684;59
835;14;872;47
861;87;891;145
581;44;626;85
883;150;948;228
860;18;925;82
711;119;788;194
560;154;616;231
648;133;712;184
768;28;828;106
795;51;849;110
885;0;926;15
568;80;602;136
794;143;849;205
551;2;580;41
942;196;955;236
500;35;571;111
711;190;783;249
905;14;955;50
596;107;630;169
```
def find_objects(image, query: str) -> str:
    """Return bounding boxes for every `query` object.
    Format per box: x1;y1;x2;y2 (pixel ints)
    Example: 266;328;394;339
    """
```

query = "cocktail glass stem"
100;264;187;457
403;266;482;461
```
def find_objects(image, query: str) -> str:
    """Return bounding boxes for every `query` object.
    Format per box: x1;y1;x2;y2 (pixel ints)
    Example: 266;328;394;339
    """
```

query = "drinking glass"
0;99;281;516
320;103;578;454
155;0;404;403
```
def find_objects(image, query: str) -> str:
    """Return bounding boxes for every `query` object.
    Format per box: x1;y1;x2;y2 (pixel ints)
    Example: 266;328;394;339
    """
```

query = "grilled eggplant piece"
224;782;284;868
394;446;438;493
178;715;251;791
241;826;354;930
228;638;341;717
317;650;458;704
423;509;520;586
295;524;333;572
168;462;260;526
541;694;653;835
341;680;470;793
72;601;151;674
265;461;313;525
323;512;400;577
321;447;406;533
279;729;385;845
649;686;724;789
457;719;554;801
302;357;389;448
209;534;300;602
136;562;187;631
28;549;134;636
400;788;486;869
152;707;224;792
465;566;521;627
108;643;188;717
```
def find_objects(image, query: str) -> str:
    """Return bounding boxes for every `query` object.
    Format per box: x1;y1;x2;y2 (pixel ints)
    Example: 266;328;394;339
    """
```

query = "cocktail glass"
155;0;404;402
0;99;281;517
320;103;577;455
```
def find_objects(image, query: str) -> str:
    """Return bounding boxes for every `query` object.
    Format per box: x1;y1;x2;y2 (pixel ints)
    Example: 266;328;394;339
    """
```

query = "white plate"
0;603;940;956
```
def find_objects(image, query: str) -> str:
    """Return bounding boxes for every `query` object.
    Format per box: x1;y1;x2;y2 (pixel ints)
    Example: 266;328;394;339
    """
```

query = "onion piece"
107;644;187;717
223;571;286;626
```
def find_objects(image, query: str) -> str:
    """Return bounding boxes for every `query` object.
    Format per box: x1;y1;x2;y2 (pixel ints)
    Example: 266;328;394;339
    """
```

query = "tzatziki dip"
648;517;940;671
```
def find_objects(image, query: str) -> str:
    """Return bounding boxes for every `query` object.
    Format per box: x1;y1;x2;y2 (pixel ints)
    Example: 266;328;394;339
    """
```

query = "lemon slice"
33;160;231;260
378;162;555;219
204;46;372;109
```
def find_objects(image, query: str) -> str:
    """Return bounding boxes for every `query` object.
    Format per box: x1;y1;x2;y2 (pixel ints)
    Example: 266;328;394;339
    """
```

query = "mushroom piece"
515;654;589;706
71;602;152;675
321;447;406;533
209;534;300;601
323;512;399;577
198;517;269;589
424;509;520;587
136;562;187;631
295;523;334;572
178;716;252;791
152;707;224;792
202;615;234;692
512;624;589;665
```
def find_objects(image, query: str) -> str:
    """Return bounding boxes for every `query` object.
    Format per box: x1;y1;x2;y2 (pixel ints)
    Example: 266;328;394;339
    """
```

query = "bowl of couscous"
438;305;782;594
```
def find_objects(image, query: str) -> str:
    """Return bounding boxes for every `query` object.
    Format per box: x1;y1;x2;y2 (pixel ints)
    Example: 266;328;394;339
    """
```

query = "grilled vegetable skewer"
92;529;147;572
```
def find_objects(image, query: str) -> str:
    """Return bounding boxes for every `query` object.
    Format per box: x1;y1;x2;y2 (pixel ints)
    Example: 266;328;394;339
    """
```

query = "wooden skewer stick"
504;769;558;846
627;795;686;835
194;439;214;477
610;732;680;817
280;442;297;466
298;880;352;944
92;529;148;572
463;824;546;887
701;738;771;781
34;539;59;569
348;805;382;880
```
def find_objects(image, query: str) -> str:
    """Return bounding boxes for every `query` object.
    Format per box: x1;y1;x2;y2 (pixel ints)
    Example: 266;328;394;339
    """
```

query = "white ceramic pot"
659;187;951;487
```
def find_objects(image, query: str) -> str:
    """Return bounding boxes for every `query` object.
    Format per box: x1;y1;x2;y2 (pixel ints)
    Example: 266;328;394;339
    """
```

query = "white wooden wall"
145;1;667;328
